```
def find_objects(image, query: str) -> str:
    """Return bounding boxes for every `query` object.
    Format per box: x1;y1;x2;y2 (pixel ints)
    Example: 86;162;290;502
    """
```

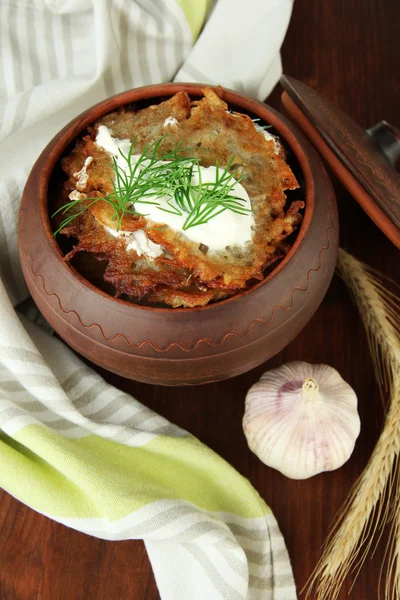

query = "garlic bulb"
243;362;361;479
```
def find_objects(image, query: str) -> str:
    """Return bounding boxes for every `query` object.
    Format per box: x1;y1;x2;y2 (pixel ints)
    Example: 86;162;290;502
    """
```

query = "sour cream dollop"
163;116;178;128
103;226;163;258
95;125;254;252
253;122;282;155
73;156;93;191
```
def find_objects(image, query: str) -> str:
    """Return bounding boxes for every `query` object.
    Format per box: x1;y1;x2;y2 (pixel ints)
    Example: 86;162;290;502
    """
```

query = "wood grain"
1;0;399;598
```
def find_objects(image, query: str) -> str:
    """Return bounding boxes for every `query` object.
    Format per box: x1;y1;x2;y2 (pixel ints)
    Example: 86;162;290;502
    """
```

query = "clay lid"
280;75;400;248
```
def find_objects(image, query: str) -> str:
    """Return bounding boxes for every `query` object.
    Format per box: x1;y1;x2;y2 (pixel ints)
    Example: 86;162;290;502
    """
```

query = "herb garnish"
53;137;251;237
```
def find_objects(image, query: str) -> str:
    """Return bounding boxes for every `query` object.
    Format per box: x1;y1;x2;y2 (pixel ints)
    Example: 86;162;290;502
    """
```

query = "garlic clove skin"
243;362;361;480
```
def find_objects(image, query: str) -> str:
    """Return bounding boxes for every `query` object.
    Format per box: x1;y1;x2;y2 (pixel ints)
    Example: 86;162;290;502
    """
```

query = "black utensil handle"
366;121;400;170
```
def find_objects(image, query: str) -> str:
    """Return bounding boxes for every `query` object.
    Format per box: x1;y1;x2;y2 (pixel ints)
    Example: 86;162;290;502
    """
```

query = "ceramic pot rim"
38;83;315;314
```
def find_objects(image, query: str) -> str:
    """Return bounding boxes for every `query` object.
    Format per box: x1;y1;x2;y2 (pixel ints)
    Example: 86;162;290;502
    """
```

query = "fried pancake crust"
59;88;302;307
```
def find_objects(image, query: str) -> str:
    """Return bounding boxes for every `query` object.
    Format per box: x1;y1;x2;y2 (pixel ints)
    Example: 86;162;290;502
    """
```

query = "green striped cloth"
0;1;295;598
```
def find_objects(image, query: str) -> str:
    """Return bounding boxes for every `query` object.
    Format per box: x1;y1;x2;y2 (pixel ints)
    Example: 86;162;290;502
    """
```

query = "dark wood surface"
1;0;399;598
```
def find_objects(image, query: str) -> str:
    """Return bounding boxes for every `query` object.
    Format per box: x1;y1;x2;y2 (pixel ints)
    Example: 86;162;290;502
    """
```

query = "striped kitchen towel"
0;1;296;598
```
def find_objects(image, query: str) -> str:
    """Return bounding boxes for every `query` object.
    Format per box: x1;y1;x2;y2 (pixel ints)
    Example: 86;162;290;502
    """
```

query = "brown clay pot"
18;83;338;386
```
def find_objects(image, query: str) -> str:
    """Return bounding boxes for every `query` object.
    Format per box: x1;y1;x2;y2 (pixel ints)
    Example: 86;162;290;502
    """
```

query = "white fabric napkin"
0;2;296;599
175;0;293;100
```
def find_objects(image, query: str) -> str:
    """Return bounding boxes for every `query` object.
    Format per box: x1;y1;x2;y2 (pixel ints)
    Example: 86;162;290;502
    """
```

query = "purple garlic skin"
243;362;361;480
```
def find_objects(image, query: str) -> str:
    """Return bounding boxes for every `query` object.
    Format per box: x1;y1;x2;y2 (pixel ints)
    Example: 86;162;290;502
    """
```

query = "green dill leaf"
52;135;253;239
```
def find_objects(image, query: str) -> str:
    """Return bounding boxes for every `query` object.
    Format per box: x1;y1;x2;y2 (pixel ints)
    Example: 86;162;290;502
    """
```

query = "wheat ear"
307;248;400;600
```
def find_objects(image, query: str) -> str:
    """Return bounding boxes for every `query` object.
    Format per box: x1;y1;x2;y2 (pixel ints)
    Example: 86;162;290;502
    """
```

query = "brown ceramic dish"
18;83;338;386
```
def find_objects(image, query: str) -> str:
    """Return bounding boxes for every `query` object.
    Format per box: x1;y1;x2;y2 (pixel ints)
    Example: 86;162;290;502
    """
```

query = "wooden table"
1;0;399;598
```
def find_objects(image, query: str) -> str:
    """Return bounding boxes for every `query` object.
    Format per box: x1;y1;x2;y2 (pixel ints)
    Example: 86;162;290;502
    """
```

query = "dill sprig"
53;137;251;237
172;156;250;231
53;137;195;236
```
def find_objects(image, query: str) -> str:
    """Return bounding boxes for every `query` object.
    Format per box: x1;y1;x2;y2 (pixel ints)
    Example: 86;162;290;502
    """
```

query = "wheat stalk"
307;248;400;599
385;457;400;598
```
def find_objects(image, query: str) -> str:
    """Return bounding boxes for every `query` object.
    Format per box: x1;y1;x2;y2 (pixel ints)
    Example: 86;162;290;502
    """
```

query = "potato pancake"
57;88;303;308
